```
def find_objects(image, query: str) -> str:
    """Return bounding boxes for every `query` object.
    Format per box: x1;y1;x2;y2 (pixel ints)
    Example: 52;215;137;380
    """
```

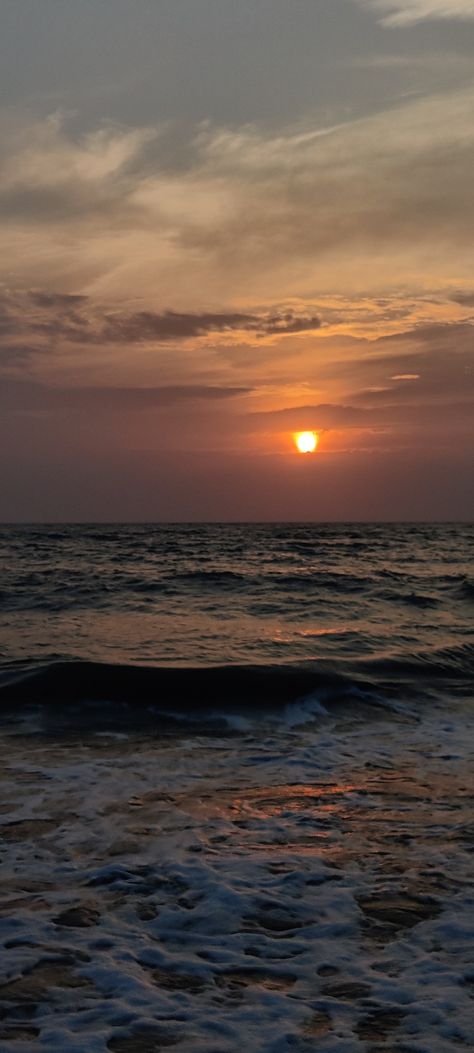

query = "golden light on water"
295;431;318;454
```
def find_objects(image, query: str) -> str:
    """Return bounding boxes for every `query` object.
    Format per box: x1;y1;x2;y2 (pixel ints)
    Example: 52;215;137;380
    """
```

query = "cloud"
314;322;474;400
30;292;88;310
100;309;321;343
0;115;153;223
248;402;377;429
247;396;473;435
449;289;474;306
0;289;322;360
0;380;251;413
0;106;472;477
0;344;43;366
262;312;322;335
236;320;473;447
357;1;474;25
390;373;420;380
0;88;473;307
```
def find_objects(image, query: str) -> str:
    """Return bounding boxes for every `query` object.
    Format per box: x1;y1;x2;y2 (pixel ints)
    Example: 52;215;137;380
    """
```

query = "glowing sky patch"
391;374;421;380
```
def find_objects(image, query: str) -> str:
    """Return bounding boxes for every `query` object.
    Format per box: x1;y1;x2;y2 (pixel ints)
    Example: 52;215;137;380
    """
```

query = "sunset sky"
1;0;473;520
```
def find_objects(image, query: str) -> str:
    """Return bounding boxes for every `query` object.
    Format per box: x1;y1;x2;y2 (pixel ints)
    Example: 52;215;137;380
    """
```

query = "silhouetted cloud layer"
101;309;322;343
0;289;321;356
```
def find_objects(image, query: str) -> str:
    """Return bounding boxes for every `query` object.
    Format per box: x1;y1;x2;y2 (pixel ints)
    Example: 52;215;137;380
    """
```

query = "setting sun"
295;431;318;454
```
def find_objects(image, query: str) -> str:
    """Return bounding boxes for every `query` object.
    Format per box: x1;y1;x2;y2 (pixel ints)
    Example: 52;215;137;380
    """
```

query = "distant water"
0;522;472;714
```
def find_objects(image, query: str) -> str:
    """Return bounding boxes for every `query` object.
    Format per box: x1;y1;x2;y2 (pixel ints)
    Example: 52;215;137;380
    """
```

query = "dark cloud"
258;312;322;336
0;291;322;352
313;323;474;398
102;309;321;343
247;397;473;432
30;292;89;310
0;380;251;412
0;344;43;366
449;290;474;307
0;296;19;336
346;353;473;406
378;321;474;349
0;288;92;351
247;402;378;429
101;309;256;342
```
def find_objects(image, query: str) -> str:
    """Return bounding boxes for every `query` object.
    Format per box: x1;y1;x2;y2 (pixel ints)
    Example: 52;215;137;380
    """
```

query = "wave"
0;644;472;727
174;570;247;587
142;569;371;594
376;588;438;608
0;660;350;710
268;572;370;594
355;642;474;683
458;579;474;603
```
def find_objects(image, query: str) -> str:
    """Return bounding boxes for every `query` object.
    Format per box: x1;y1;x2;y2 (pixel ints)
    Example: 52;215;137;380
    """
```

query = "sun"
295;431;318;454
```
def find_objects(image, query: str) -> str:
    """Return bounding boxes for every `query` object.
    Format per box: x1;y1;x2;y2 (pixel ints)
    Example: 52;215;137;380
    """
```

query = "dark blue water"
0;523;472;711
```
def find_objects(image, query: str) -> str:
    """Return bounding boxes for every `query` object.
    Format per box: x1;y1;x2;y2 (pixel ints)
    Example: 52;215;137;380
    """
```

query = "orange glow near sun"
295;431;318;454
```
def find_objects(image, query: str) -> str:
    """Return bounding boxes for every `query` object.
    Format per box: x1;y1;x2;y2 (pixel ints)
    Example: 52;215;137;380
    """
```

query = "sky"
1;0;473;521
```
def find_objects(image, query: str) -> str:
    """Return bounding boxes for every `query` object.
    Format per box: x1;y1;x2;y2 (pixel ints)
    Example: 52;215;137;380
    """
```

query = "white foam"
282;692;329;726
0;705;473;1051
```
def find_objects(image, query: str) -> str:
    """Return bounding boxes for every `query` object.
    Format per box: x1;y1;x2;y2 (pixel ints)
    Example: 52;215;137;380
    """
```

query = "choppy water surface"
1;522;472;673
0;523;473;1052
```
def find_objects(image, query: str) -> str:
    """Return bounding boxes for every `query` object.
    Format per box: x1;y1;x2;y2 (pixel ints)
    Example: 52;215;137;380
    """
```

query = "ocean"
0;523;473;1052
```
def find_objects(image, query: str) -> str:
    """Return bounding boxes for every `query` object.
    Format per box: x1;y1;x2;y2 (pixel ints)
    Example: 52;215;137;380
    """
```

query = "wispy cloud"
1;87;473;308
357;1;474;26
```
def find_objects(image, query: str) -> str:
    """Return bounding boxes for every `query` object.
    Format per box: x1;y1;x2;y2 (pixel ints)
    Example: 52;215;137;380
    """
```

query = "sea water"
0;523;472;1051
